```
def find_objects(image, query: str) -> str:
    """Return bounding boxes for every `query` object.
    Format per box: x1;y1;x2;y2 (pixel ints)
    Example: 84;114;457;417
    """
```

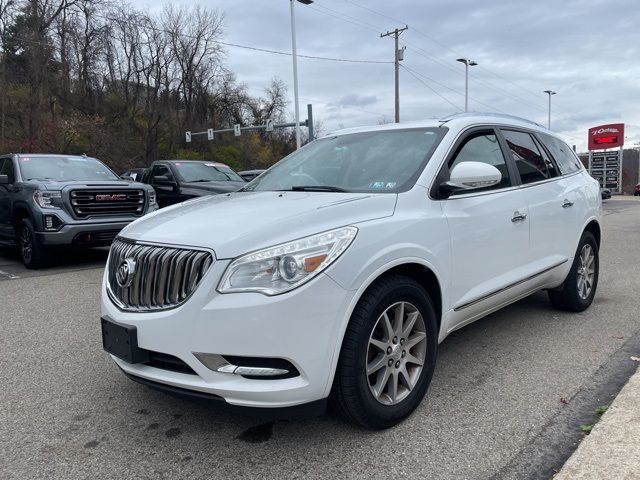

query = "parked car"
101;113;602;429
238;169;266;182
120;168;147;182
601;188;611;200
0;154;157;268
635;183;640;196
140;160;246;208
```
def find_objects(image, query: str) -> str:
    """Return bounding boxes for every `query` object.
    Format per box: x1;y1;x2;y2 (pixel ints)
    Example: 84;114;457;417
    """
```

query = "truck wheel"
548;231;599;312
18;218;48;269
330;275;438;429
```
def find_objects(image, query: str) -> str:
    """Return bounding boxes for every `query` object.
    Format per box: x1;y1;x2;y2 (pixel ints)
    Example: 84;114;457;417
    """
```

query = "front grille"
107;238;214;311
71;189;145;218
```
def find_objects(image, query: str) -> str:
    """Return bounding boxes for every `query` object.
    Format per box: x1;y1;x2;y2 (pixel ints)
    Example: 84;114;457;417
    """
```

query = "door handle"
562;199;574;208
511;211;527;222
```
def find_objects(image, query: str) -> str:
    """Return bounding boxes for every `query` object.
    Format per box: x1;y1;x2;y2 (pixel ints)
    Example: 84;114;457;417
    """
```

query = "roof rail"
439;112;546;129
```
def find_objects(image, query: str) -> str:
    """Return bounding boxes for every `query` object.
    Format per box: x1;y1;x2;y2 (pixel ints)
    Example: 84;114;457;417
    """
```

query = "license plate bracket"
101;317;149;364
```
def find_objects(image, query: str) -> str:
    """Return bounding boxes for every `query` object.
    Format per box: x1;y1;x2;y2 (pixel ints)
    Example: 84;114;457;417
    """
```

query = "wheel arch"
323;258;445;398
583;219;601;248
12;203;33;227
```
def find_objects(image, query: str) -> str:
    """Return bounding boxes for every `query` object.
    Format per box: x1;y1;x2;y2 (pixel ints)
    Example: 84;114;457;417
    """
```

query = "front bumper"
36;220;133;246
101;261;356;409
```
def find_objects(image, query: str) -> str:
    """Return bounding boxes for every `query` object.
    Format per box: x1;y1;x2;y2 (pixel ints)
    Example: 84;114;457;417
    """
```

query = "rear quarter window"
538;133;582;175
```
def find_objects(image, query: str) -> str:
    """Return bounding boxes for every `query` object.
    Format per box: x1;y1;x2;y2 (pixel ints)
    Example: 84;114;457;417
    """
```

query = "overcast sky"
136;0;640;152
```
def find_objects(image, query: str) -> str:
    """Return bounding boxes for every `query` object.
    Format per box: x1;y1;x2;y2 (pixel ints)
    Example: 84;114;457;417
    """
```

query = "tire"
330;274;438;429
17;218;48;269
548;231;599;312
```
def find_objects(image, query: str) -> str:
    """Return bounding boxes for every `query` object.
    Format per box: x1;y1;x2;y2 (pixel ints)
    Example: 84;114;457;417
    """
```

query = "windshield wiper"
190;179;213;183
290;185;348;192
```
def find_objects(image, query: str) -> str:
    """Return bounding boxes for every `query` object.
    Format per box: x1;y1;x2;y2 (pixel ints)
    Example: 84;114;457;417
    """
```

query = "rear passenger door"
438;128;530;324
499;129;576;272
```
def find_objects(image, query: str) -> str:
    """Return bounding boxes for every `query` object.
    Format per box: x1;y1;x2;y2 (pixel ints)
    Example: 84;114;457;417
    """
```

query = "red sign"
588;123;624;151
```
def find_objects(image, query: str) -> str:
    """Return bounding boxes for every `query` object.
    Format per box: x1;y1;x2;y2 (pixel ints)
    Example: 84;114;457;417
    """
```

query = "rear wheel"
17;218;48;269
548;231;598;312
330;275;438;429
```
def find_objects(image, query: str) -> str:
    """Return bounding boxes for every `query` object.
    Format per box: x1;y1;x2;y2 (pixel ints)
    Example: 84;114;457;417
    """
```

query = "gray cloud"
135;0;640;151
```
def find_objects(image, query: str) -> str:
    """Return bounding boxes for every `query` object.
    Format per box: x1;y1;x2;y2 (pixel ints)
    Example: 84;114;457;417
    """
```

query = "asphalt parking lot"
1;197;639;480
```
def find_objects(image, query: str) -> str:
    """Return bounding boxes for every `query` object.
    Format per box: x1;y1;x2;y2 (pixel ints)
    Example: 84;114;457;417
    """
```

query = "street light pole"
290;0;313;150
456;58;477;112
543;90;556;129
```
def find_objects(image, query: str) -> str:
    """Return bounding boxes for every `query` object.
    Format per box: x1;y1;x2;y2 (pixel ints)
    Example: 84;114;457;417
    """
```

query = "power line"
400;64;461;112
341;0;564;110
403;64;507;114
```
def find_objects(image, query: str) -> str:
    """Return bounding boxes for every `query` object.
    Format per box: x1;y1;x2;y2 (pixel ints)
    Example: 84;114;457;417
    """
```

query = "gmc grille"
107;238;214;312
70;189;145;218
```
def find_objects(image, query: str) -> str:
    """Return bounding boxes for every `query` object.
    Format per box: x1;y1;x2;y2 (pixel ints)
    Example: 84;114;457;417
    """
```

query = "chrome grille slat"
107;238;214;312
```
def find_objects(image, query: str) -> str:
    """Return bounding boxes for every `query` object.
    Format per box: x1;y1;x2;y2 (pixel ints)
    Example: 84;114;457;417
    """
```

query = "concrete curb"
555;361;640;479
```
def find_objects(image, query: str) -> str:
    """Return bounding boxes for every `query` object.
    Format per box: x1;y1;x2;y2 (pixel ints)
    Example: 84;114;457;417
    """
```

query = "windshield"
244;128;444;193
18;156;118;181
173;162;245;183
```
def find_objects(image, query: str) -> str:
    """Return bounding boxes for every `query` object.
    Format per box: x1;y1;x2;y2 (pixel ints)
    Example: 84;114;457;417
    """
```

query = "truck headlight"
148;190;157;205
218;226;358;295
34;190;62;209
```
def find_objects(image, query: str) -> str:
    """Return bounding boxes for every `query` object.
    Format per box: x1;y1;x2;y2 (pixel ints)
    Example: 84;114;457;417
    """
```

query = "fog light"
43;214;62;231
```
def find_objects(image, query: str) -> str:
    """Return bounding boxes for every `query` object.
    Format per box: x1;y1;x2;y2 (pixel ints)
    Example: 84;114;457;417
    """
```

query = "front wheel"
17;218;49;269
548;231;599;312
330;275;438;429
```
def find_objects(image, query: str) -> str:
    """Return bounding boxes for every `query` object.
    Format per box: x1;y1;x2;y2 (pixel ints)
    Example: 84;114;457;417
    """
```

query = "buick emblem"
116;258;136;288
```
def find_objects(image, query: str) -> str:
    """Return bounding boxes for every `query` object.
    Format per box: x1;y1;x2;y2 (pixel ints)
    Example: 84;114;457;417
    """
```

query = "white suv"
101;113;601;429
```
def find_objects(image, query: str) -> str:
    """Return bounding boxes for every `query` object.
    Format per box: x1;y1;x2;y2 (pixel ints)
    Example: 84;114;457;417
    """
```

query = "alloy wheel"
21;226;33;264
576;244;595;300
366;301;427;406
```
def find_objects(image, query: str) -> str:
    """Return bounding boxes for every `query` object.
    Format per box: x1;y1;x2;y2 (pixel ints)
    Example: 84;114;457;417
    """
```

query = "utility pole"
381;26;408;123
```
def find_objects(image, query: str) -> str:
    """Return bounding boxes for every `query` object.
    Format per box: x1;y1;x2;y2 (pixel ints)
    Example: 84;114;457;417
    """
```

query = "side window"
0;158;15;183
537;132;582;174
501;129;552;184
151;165;174;183
447;131;512;193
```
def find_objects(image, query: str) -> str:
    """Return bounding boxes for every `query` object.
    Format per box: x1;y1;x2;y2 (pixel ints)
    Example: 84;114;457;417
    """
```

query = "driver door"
438;128;530;329
150;164;178;208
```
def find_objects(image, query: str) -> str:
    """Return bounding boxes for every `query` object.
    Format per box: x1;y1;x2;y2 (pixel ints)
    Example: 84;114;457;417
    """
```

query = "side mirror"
153;175;176;187
441;162;501;194
0;174;8;185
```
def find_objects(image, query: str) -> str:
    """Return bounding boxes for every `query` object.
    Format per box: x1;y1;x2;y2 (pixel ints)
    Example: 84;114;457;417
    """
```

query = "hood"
39;179;148;190
181;180;245;193
120;191;397;259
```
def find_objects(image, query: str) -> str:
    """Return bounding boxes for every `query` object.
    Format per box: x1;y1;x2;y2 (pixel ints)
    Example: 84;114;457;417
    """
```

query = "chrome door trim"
453;259;568;311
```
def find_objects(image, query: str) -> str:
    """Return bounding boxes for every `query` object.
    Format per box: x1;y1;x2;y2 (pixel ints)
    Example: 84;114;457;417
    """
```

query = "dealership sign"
588;123;624;151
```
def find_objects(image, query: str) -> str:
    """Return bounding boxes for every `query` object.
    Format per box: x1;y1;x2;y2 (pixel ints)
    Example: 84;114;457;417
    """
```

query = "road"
1;197;639;480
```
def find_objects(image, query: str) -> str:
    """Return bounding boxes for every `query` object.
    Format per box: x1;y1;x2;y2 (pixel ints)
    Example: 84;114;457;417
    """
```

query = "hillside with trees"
0;0;298;173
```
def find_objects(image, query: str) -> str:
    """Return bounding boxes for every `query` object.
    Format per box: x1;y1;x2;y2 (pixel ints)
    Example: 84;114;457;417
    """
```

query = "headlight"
34;190;62;209
218;226;358;295
148;190;157;205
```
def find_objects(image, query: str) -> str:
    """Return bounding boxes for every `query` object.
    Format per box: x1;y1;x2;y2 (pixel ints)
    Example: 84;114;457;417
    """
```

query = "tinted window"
17;155;118;182
538;132;582;174
245;128;444;194
0;158;14;183
447;131;511;193
502;130;551;184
